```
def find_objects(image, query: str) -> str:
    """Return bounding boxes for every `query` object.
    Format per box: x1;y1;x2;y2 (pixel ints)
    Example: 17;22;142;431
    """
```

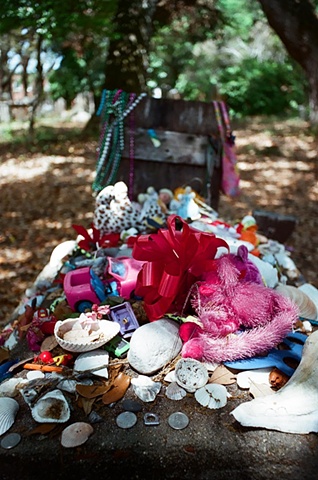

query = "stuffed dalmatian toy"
93;182;168;235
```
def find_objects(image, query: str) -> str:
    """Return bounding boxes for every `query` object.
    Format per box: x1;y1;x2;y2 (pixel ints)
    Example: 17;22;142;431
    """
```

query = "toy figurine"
176;186;200;220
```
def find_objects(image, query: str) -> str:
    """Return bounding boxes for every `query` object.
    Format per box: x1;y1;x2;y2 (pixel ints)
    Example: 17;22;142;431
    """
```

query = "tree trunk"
258;0;318;124
29;34;44;136
104;0;158;94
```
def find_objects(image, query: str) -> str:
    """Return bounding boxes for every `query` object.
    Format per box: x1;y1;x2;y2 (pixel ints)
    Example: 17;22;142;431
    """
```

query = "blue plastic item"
0;359;20;382
224;331;308;377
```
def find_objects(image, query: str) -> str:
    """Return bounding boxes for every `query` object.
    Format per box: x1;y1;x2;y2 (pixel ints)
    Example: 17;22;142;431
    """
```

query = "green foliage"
218;58;307;116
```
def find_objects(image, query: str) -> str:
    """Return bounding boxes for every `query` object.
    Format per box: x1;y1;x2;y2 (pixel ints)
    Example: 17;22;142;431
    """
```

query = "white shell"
276;284;317;320
236;368;272;389
0;378;28;398
175;358;209;393
232;329;318;433
165;381;187;401
131;375;161;402
54;317;120;352
61;422;94;448
26;370;45;381
164;370;177;383
31;389;70;423
73;349;109;378
195;384;228;409
0;397;19;435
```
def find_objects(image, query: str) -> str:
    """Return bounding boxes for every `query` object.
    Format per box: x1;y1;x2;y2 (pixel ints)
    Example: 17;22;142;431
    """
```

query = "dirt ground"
0;116;317;327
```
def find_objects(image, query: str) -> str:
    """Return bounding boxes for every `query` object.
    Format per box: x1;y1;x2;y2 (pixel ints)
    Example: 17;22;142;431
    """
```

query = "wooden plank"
123;128;209;166
129;97;220;135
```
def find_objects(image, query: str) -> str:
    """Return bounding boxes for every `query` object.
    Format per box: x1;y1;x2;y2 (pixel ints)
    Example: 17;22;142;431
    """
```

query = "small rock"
127;319;182;375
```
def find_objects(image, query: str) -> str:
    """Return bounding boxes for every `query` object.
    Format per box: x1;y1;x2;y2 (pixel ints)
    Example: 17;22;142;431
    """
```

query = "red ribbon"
132;215;229;321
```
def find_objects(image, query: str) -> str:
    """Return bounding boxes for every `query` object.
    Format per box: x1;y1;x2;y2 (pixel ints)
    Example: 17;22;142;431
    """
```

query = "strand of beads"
93;90;146;192
128;100;135;200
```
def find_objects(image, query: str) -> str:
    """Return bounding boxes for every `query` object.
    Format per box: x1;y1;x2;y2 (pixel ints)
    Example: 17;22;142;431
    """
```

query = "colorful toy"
176;186;200;221
63;256;144;312
181;249;299;364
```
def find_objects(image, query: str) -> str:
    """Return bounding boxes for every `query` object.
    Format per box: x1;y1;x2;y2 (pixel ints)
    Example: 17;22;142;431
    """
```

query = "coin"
1;433;21;449
116;411;137;429
168;412;189;430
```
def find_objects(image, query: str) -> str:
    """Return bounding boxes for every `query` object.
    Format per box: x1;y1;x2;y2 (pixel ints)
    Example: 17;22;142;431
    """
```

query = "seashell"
0;397;19;435
131;375;161;402
164;370;177;383
61;422;94;448
276;284;317;320
26;370;45;381
231;329;318;434
165;381;187;401
0;377;28;398
175;358;208;393
54;316;120;353
73;349;110;378
299;283;318;315
195;384;228;409
236;368;272;390
57;379;79;394
31;389;70;423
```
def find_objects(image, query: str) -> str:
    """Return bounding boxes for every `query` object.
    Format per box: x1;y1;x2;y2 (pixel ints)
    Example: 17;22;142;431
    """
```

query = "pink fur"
181;251;299;363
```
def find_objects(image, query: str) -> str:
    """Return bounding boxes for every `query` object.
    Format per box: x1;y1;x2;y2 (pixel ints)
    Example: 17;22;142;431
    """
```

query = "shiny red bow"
132;215;229;321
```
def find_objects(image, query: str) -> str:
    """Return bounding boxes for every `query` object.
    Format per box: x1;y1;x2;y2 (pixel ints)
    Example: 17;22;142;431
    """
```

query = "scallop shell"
31;389;70;423
165;381;187;401
73;349;109;378
131;375;161;402
175;358;208;393
276;284;317;320
194;384;228;409
0;397;19;435
54;317;120;353
61;422;94;448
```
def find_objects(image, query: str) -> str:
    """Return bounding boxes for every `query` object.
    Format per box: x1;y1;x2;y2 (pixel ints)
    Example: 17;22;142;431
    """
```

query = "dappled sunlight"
0;154;92;185
0;118;317;327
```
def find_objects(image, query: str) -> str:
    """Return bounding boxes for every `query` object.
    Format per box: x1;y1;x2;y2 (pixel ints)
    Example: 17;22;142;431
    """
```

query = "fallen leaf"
80;396;96;415
102;372;131;405
76;382;111;399
209;365;236;385
26;423;58;436
249;380;275;398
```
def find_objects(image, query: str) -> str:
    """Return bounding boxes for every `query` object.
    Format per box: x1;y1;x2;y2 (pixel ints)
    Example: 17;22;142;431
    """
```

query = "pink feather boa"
181;253;299;363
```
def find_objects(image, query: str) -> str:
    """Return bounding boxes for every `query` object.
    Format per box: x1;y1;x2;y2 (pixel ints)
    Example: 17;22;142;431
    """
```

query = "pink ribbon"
132;215;229;321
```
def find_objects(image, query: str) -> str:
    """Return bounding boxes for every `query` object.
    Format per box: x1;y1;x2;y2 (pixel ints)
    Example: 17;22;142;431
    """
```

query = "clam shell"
175;358;208;393
276;284;317;320
0;397;19;435
31;389;70;423
54;318;120;353
165;381;187;401
131;375;161;402
73;349;109;378
61;422;94;448
0;378;28;398
194;384;228;409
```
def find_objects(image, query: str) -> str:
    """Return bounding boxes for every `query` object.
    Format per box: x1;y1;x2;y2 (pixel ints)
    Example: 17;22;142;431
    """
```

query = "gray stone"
127;318;182;375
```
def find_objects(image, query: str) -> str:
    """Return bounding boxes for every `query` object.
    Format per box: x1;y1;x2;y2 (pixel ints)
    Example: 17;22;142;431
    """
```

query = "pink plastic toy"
63;256;144;312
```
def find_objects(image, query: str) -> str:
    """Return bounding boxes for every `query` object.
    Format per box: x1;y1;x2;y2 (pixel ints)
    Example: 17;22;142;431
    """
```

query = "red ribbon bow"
132;215;229;321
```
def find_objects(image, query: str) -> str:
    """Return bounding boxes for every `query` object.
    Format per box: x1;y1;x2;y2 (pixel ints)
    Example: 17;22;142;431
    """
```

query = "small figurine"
176;186;200;220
